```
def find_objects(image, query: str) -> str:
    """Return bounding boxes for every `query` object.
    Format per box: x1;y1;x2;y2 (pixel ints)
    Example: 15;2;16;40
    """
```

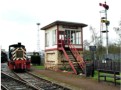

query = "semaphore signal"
99;2;109;10
99;1;110;58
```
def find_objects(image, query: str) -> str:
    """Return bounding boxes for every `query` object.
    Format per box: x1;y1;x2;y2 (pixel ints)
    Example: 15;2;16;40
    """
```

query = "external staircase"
58;39;85;74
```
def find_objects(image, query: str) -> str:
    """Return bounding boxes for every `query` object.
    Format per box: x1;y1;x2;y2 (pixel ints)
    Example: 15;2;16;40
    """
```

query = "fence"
98;53;121;61
94;60;121;72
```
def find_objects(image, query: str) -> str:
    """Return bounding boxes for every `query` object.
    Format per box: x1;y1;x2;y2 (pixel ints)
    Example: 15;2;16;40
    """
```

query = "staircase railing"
68;39;85;73
58;39;78;74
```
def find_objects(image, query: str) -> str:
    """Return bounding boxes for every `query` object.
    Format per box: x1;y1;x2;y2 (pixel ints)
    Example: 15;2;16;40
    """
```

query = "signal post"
99;1;110;58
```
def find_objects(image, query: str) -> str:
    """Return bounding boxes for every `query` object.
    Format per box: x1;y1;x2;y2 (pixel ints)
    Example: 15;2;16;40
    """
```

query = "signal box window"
45;33;49;47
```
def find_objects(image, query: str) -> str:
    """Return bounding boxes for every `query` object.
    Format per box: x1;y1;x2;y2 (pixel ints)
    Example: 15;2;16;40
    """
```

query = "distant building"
26;52;33;57
26;51;45;65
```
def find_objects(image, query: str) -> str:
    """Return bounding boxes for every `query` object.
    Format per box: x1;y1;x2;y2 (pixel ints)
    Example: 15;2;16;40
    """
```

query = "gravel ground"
31;67;120;90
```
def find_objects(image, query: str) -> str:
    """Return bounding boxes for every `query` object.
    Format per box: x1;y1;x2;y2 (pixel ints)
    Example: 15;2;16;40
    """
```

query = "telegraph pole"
36;23;40;53
99;1;110;58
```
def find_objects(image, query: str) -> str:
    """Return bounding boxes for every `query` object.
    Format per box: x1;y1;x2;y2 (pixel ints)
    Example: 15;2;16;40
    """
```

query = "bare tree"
89;26;101;46
113;17;121;37
113;18;121;61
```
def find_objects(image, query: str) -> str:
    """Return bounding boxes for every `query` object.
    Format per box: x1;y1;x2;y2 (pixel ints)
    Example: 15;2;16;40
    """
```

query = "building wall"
45;25;57;50
44;50;84;71
45;50;58;70
44;50;72;70
58;51;71;68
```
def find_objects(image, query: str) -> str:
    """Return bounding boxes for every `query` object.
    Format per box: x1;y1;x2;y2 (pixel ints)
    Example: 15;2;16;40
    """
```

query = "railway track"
1;72;38;90
1;84;9;90
1;63;17;78
1;63;71;90
1;63;28;80
15;72;70;90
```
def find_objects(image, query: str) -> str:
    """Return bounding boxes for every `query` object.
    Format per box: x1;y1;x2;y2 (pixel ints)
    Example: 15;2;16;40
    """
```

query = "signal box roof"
41;20;87;30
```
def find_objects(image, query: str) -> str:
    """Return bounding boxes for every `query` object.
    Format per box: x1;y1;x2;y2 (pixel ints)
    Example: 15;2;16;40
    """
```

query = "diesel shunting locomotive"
8;43;31;70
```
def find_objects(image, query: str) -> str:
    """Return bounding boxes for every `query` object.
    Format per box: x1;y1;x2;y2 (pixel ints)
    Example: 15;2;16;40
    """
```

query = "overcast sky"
0;0;121;52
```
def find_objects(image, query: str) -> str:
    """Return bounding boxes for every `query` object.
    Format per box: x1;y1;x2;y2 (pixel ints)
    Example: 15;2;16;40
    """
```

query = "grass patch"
33;65;45;69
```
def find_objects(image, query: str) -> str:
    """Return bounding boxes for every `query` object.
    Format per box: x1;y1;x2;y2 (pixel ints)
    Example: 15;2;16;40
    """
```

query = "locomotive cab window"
16;50;23;58
10;47;15;51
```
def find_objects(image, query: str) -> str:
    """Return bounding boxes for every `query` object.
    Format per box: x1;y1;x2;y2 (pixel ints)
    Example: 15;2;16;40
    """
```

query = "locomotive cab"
8;43;31;70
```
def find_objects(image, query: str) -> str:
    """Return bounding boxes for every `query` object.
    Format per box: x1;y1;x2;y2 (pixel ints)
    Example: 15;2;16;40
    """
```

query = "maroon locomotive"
8;43;31;70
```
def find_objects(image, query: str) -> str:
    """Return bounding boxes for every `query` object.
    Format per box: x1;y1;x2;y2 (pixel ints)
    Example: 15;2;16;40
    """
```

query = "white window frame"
52;30;56;45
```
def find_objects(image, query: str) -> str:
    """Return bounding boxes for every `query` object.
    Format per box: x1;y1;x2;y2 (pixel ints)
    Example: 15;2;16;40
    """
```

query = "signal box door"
58;30;73;47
